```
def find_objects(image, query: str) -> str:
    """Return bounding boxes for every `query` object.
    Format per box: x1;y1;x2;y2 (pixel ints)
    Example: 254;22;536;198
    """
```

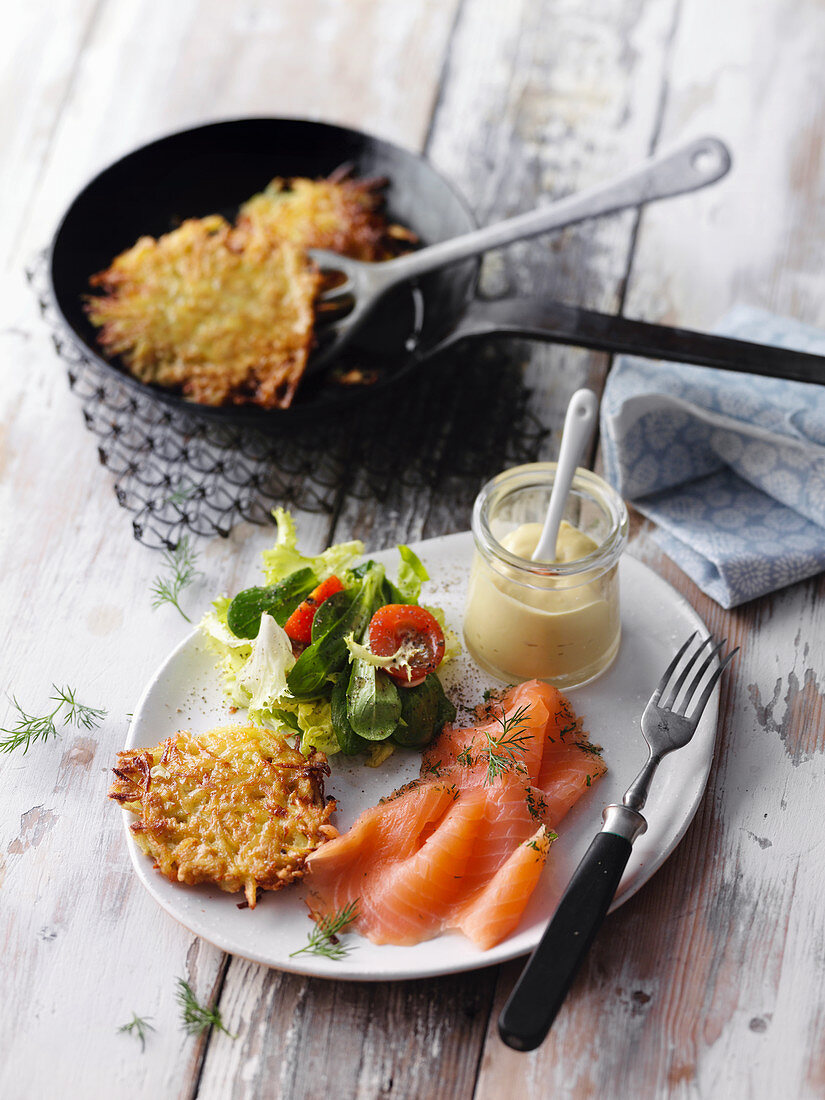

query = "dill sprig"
290;900;360;961
526;786;548;822
165;479;196;507
117;1012;155;1052
462;703;532;785
456;743;474;769
578;739;603;756
526;828;558;854
175;978;236;1038
150;536;202;622
0;685;107;754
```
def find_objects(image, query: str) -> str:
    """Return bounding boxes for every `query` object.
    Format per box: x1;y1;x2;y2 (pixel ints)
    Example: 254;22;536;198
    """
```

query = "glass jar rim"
471;462;629;579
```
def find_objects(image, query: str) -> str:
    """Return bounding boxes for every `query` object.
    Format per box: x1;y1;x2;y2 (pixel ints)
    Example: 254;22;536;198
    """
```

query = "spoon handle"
385;136;730;283
532;389;598;562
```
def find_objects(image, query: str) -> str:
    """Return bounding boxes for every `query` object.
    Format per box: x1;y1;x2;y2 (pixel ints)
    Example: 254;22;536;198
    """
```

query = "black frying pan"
49;117;825;435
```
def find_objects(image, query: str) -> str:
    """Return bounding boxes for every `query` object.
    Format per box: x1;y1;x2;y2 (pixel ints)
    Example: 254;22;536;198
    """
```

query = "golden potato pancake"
237;175;416;260
86;215;321;408
109;724;337;907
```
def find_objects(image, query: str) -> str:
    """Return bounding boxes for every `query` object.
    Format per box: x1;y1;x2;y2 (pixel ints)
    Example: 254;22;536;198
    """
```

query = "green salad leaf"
330;677;368;756
425;604;461;663
287;563;386;699
226;568;317;639
238;614;295;712
352;546;428;606
261;509;363;586
394;674;456;748
199;598;254;708
287;590;359;699
395;545;429;603
365;742;396;768
346;659;402;741
199;513;458;767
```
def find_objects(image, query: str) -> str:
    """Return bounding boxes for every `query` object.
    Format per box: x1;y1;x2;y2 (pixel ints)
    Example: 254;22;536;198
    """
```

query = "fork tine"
318;278;354;301
651;631;698;705
687;647;738;724
307;248;349;270
674;637;726;714
661;634;713;709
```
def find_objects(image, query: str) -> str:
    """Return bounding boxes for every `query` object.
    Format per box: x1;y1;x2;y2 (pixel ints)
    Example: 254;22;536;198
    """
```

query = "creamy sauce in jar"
463;520;621;689
502;520;598;564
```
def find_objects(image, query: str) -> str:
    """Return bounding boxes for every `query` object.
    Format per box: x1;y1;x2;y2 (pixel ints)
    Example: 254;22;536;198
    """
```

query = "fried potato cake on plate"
109;724;337;907
86;215;321;408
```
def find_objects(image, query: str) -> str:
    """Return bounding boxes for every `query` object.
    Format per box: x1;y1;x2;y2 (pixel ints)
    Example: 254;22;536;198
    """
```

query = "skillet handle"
441;297;825;386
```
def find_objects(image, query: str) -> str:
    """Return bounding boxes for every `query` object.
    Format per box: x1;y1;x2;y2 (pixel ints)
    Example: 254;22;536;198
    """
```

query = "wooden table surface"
4;2;825;1097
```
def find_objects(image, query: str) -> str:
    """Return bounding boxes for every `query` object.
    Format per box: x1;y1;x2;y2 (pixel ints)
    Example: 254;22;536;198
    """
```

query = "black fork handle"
498;830;632;1052
439;297;825;386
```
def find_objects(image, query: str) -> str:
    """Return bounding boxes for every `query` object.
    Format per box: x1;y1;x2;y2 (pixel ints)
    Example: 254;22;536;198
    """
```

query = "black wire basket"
29;251;550;550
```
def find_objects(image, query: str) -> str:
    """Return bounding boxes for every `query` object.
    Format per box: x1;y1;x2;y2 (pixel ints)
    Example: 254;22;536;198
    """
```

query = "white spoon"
531;388;599;562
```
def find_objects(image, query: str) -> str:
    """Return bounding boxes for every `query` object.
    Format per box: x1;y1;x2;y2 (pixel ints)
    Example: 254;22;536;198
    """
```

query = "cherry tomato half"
284;575;344;645
368;604;445;688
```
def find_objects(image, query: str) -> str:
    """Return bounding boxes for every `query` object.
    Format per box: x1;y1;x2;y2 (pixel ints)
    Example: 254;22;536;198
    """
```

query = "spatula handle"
498;830;632;1052
387;136;730;283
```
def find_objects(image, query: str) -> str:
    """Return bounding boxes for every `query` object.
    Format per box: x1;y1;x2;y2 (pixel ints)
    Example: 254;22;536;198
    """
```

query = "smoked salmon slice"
453;826;553;951
305;679;604;950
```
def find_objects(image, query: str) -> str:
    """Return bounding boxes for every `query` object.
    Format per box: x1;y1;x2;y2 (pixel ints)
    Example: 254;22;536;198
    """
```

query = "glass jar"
464;462;629;691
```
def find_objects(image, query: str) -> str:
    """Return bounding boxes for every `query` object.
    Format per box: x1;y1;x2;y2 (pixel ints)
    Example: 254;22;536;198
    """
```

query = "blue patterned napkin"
600;306;825;608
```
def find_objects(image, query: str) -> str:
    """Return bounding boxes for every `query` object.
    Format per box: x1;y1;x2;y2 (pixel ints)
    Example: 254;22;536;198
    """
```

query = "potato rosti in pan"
85;175;415;409
86;215;320;408
236;174;416;260
109;724;337;907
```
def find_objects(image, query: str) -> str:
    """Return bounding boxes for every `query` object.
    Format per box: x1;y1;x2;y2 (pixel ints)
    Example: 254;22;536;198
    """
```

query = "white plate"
124;531;717;981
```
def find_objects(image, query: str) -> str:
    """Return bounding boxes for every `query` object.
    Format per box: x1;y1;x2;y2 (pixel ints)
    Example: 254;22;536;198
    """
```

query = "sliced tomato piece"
284;575;344;645
368;604;445;688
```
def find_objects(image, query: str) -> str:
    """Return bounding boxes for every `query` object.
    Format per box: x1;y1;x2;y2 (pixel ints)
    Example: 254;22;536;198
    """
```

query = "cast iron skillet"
50;118;825;434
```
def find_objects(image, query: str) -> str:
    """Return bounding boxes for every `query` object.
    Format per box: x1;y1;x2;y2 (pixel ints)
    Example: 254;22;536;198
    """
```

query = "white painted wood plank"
624;0;825;331
11;0;460;271
0;0;458;1096
336;0;681;549
5;0;825;1095
619;0;825;1088
474;0;825;1091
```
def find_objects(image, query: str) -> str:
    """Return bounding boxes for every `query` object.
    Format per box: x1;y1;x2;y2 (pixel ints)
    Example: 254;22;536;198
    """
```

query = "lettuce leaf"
199;598;254;707
395;545;428;603
344;632;416;680
198;513;458;767
261;508;363;586
239;614;295;713
365;741;395;768
254;696;340;757
424;604;461;665
202;604;342;755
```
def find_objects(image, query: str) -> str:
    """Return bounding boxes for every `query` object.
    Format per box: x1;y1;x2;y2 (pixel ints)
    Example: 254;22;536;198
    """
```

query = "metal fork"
498;632;737;1052
306;136;730;372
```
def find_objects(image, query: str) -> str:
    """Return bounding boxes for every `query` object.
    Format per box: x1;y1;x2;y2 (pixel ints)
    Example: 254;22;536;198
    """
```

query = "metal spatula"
306;136;731;372
498;632;737;1052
